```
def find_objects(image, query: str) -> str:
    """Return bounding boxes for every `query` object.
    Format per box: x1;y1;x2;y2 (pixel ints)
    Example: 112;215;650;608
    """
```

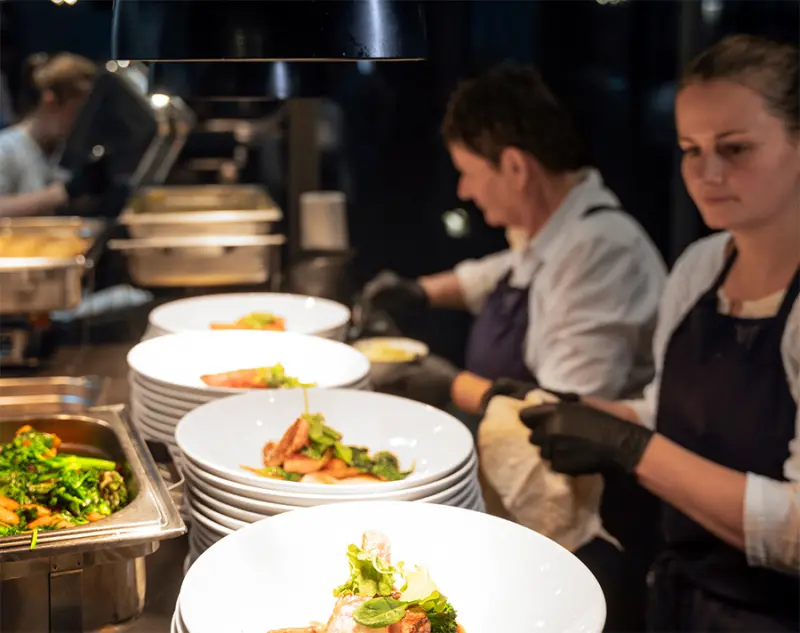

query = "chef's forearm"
635;433;746;551
0;183;67;217
418;271;467;310
581;396;641;424
451;371;492;415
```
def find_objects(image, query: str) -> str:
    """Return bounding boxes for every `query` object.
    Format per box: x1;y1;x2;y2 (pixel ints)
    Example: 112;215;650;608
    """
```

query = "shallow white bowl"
178;501;606;633
149;292;351;340
352;337;429;363
182;449;477;507
175;389;474;495
127;330;371;396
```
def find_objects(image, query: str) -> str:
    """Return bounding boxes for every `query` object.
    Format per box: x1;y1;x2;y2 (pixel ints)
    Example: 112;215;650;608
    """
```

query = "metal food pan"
0;376;102;418
109;234;285;288
120;185;283;239
0;406;184;565
0;217;106;314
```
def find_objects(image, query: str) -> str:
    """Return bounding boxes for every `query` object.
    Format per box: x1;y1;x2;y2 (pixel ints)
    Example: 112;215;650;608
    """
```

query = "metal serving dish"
0;405;185;632
119;185;283;239
0;217;105;315
0;376;102;418
109;233;285;288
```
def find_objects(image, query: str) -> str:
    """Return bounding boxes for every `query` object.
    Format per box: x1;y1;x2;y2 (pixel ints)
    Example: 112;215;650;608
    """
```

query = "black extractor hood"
148;62;337;101
112;0;427;62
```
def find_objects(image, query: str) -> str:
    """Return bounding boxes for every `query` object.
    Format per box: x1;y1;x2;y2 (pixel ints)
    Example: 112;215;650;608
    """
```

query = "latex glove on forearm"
370;355;459;409
360;270;429;335
519;402;654;476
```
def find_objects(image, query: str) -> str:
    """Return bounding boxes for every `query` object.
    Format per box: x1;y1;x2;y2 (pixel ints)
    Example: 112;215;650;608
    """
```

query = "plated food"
0;425;130;546
354;338;428;364
244;399;414;485
200;363;308;389
269;530;463;633
210;311;286;331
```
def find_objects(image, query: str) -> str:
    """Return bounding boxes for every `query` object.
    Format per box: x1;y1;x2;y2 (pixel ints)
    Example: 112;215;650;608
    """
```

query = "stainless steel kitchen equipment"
0;218;106;368
0;217;105;316
109;234;285;288
0;405;185;633
0;376;102;417
118;185;282;239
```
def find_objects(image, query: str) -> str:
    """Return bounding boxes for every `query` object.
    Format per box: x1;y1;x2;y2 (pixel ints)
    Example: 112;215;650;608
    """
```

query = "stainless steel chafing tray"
0;217;105;315
119;184;283;239
0;405;185;632
0;376;102;418
109;233;285;288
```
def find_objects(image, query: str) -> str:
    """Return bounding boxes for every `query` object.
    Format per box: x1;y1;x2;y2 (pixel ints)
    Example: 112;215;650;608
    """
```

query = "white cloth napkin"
478;389;619;552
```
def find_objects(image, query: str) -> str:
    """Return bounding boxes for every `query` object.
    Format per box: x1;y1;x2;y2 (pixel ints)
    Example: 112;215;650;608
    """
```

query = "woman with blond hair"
510;34;800;630
0;52;107;217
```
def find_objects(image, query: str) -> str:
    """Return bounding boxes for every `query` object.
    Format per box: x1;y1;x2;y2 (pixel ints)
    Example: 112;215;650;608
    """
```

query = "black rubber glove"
361;270;429;327
370;354;459;409
519;402;653;475
478;377;579;414
65;155;111;199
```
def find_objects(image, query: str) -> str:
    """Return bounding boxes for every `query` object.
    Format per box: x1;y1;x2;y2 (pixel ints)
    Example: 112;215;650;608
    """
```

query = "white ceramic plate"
178;501;606;633
127;330;371;396
175;389;474;495
149;293;351;340
183;450;477;508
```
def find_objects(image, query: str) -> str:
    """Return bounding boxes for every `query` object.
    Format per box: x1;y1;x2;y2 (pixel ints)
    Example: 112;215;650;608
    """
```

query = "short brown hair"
22;52;96;113
442;65;589;172
680;34;799;137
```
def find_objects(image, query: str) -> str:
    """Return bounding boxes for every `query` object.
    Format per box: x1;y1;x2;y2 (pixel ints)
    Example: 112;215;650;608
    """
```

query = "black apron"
650;249;800;631
465;205;651;631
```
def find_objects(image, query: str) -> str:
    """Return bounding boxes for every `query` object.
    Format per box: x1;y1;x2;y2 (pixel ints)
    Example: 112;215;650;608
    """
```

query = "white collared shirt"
627;232;800;575
454;168;668;399
0;124;56;195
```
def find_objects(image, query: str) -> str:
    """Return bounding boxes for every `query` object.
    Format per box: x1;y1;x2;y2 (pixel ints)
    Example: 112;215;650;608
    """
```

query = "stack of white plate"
170;501;607;633
127;330;372;469
173;389;483;564
145;292;351;341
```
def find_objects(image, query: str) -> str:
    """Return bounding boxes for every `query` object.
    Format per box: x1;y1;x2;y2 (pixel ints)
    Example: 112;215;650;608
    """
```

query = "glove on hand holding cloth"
478;388;619;552
519;401;654;476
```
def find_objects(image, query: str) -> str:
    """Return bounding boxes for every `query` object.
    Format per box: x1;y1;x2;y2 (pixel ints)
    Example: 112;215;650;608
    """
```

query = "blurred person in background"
359;65;668;632
360;65;666;423
0;52;108;217
514;35;800;631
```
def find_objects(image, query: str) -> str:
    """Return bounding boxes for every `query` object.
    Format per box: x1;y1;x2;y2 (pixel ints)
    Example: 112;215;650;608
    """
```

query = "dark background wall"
2;0;798;361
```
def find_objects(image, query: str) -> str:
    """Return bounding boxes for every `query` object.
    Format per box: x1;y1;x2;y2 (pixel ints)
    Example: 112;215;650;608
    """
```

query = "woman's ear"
38;89;57;108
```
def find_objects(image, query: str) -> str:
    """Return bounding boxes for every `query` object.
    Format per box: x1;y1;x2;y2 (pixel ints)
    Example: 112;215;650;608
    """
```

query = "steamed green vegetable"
0;426;131;547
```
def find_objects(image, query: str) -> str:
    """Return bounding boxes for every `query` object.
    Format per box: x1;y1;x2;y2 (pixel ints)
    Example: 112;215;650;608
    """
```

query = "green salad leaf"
333;544;397;598
352;591;457;630
370;452;414;482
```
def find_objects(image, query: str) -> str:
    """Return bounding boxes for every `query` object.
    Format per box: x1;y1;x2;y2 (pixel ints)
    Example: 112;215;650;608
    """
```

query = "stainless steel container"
0;405;185;632
119;185;282;239
0;376;102;417
109;234;285;288
0;218;104;315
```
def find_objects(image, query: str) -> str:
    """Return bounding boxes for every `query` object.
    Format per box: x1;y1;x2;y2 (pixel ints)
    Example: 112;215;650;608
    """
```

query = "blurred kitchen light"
150;93;170;109
442;208;469;239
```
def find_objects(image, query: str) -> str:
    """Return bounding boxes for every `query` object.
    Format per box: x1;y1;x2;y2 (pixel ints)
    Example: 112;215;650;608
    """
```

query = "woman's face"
676;79;800;233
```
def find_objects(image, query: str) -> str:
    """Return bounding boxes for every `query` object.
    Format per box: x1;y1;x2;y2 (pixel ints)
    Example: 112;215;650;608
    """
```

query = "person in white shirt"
360;66;667;632
516;35;800;631
360;65;667;416
0;52;107;217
